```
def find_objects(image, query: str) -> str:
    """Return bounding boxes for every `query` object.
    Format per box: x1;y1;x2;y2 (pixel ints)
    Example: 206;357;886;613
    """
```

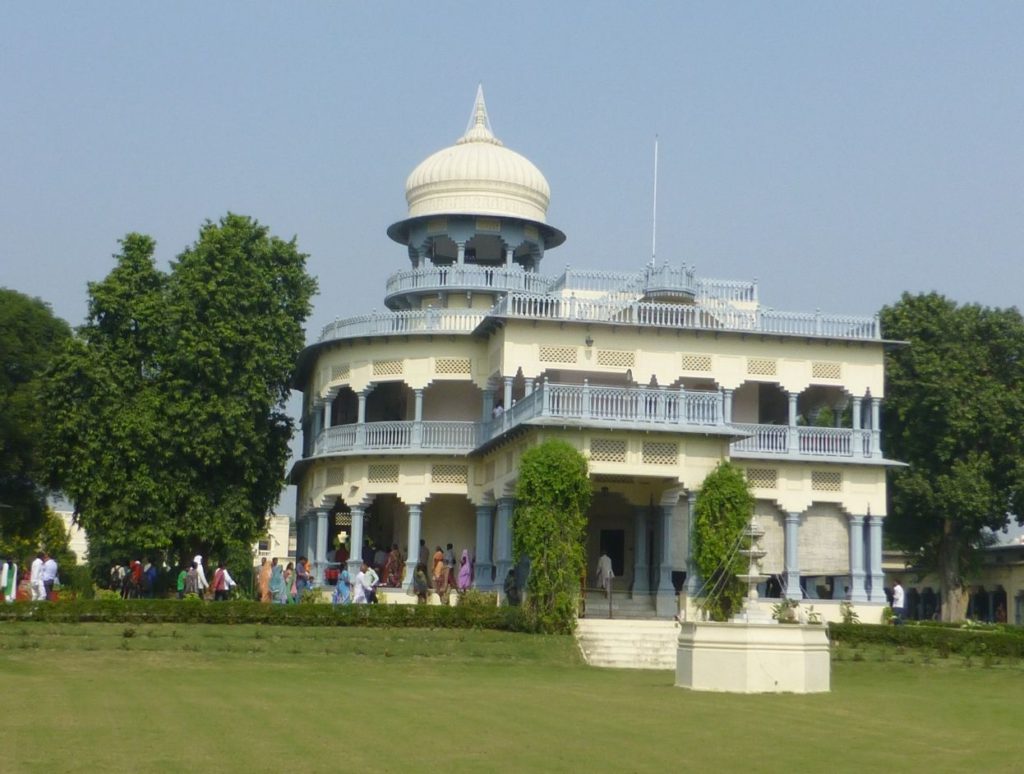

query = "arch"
798;385;853;428
422;379;481;421
732;381;787;424
365;382;413;422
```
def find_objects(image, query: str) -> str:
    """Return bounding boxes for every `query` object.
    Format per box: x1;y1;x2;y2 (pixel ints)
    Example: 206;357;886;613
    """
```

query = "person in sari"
432;546;447;602
457;549;472;593
413;563;430;605
283;562;296;603
384;543;403;587
257;557;272;603
332;568;351;604
269;558;285;604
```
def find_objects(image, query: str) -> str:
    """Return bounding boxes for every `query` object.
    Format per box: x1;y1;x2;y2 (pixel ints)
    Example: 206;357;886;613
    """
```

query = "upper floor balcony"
313;420;478;456
317;308;485;344
384;265;552;308
730;423;877;460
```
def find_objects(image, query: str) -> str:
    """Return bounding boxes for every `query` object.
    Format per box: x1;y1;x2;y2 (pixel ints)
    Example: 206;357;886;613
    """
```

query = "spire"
458;84;502;146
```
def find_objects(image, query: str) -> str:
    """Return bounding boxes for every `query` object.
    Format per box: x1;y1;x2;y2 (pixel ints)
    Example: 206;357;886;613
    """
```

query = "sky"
4;3;1022;515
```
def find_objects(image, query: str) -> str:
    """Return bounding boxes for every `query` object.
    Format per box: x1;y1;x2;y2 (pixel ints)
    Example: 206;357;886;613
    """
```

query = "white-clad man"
892;578;905;625
41;552;59;601
29;552;45;601
194;555;209;599
596;550;614;599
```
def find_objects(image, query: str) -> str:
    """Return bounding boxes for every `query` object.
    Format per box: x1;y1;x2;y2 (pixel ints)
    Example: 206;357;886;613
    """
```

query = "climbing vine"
693;461;754;621
513;439;591;633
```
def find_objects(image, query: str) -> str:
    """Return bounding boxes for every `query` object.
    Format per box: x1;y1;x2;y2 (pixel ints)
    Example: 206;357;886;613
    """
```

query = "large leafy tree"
881;293;1024;621
45;215;317;567
0;288;70;552
513;439;591;633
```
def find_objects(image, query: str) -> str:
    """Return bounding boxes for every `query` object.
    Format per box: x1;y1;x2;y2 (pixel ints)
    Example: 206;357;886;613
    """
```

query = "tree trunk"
938;521;968;622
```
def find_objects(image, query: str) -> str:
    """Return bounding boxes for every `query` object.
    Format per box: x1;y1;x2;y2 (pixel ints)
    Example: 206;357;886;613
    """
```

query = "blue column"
868;515;884;602
848;515;868;602
785;512;802;600
493;497;515;594
347;506;364;578
481;388;494;421
870;397;882;459
356;391;368;447
502;376;514;412
723;388;733;425
632;505;649;597
314;509;329;584
655;493;678;618
787;391;799;453
474;503;495;588
403;503;422;589
684;492;702;596
412;388;424;446
322;398;332;430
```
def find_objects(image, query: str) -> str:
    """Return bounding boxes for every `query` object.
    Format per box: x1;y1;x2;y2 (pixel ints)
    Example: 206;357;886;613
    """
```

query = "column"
868;515;884;602
684;492;702;596
402;503;422;589
474;503;495;588
787;391;799;453
302;512;315;565
481;388;495;421
655;493;678;618
848;514;868;602
502;376;514;412
870;397;882;458
524;378;534;396
356;390;368;446
322;398;332;430
493;497;515;594
505;246;514;269
456;241;466;265
631;506;649;597
315;509;329;584
295;516;305;571
852;395;863;457
412;388;424;446
722;388;734;424
347;506;364;578
784;512;802;601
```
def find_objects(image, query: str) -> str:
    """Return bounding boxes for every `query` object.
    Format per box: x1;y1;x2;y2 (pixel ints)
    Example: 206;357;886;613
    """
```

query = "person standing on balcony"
596;550;614;599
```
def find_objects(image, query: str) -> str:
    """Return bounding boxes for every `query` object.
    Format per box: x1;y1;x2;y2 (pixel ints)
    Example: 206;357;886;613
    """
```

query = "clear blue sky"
4;3;1022;514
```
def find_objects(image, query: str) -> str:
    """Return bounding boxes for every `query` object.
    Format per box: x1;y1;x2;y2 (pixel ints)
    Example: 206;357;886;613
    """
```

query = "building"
290;89;897;618
252;514;296;568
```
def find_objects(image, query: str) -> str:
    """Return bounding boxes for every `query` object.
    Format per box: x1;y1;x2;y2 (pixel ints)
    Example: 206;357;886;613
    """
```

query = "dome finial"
458;84;502;146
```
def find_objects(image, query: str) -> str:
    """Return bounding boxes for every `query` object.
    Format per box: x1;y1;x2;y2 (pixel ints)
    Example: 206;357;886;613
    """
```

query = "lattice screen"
811;361;842;380
596;349;635;368
799;505;850;575
435;357;471;375
325;466;345;487
590;439;627;463
431;464;468;484
330;364;350;381
642;441;678;465
747;357;778;376
372;359;403;376
476;217;501;232
811;471;843;492
539;345;578;364
367;464;400;483
681;353;713;372
745;467;778;489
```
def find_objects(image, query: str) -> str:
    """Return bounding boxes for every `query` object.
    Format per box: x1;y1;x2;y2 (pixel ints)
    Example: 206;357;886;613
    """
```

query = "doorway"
599;529;625;578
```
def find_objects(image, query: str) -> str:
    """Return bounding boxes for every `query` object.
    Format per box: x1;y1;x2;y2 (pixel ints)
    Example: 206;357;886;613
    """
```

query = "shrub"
828;622;1024;659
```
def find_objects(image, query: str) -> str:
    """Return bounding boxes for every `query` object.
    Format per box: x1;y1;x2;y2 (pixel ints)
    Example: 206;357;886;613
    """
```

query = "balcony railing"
385;265;552;301
318;309;485;343
492;293;880;341
487;381;725;440
730;423;875;458
314;420;478;455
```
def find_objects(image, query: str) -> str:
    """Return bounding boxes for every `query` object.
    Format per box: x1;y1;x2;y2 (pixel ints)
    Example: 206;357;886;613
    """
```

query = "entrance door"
599;529;625;579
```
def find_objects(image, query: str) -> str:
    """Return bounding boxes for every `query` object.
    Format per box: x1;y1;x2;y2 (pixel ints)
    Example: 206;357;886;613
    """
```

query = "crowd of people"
253;556;314;604
0;552;60;603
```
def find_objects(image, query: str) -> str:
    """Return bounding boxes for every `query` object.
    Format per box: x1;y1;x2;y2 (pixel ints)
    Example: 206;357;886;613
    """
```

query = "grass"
1;623;1022;773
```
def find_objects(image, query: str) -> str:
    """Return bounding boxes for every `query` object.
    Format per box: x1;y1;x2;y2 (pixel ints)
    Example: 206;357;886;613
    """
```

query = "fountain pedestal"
675;517;831;693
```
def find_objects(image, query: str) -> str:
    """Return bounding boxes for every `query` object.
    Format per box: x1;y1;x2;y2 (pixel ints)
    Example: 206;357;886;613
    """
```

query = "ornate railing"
487;381;724;440
385;265;552;300
313;421;478;455
492;293;880;341
318;309;485;343
730;424;874;458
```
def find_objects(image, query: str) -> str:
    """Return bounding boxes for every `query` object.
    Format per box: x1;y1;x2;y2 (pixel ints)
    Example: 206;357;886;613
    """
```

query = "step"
574;618;679;670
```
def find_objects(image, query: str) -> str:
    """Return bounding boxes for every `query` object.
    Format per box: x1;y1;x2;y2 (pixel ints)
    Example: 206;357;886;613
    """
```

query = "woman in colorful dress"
457;549;473;593
269;558;285;604
384;543;403;587
257;557;272;603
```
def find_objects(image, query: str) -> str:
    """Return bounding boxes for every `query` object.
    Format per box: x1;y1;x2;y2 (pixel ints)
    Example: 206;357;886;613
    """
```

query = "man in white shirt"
211;562;237;601
892;579;905;625
194;555;209;599
360;562;379;605
596;551;614;598
29;553;45;601
41;552;59;600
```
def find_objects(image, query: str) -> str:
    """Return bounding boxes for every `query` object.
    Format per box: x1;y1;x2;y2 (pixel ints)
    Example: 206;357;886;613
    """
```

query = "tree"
513;439;591;633
881;293;1024;621
0;288;70;551
693;461;754;621
45;215;317;566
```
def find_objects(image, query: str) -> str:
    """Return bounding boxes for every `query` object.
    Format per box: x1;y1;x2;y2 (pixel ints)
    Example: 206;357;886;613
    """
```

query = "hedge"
829;622;1024;658
0;599;547;632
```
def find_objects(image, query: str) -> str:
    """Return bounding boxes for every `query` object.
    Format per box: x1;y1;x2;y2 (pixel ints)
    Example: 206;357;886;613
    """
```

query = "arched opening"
365;382;411;422
732;381;787;424
798;386;852;427
330;386;358;426
422;380;481;421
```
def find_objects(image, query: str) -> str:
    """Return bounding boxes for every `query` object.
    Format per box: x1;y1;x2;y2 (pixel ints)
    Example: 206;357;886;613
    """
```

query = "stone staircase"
575;618;680;670
581;591;657;619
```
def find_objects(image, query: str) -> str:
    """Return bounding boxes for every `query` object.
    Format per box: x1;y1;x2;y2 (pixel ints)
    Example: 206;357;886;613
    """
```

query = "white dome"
404;88;551;223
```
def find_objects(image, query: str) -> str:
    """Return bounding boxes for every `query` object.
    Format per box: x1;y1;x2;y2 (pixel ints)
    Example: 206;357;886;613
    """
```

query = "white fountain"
675;517;831;693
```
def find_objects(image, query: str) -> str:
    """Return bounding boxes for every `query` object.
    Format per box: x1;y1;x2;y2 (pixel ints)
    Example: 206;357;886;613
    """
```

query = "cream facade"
291;89;898;617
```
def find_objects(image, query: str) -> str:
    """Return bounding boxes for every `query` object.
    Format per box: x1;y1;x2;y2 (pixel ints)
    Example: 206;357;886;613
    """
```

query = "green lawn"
1;623;1020;773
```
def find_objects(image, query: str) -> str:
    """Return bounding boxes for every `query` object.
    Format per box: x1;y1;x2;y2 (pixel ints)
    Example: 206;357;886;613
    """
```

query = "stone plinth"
676;621;830;693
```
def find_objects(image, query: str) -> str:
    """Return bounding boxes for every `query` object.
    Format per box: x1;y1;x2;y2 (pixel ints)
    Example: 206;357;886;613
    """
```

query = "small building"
290;89;899;618
252;514;295;568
